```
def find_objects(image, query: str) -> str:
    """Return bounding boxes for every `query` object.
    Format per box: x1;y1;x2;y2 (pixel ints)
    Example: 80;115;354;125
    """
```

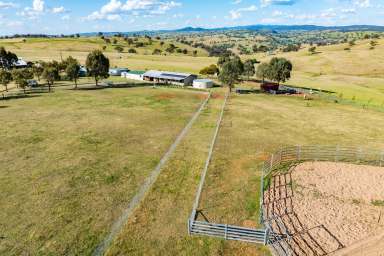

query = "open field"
252;38;384;107
196;93;384;254
101;92;383;255
2;36;384;107
0;87;206;255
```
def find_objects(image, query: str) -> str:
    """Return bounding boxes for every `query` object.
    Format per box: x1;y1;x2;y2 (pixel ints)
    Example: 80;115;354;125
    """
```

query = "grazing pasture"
0;87;206;255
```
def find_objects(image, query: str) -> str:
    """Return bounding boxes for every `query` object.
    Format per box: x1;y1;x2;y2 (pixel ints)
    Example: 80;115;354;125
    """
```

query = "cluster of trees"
199;64;219;76
252;44;270;53
0;47;18;70
0;47;110;92
213;55;260;91
256;57;293;85
282;44;301;52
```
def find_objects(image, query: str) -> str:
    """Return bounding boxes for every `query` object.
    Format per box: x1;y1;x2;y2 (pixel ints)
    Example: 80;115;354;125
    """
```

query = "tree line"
199;53;292;92
0;47;110;93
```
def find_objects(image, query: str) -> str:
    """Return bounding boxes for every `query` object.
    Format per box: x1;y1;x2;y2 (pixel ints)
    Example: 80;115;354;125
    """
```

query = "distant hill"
79;24;384;37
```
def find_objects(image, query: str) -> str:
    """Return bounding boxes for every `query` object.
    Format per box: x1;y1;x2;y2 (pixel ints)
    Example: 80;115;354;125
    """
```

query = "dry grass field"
103;93;383;256
253;38;384;107
0;87;206;255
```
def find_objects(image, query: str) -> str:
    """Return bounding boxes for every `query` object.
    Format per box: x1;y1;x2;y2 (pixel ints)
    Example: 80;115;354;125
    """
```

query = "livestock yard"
1;33;384;256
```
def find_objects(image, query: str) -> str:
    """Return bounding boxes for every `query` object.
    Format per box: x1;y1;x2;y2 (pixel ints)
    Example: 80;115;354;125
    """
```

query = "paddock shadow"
263;167;345;256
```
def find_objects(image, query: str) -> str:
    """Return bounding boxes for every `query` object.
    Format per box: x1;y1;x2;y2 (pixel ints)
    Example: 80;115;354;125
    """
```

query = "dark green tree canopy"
65;56;80;89
86;50;110;86
268;57;293;84
199;64;219;76
256;62;271;82
0;69;12;91
0;47;18;70
12;68;33;92
243;59;256;79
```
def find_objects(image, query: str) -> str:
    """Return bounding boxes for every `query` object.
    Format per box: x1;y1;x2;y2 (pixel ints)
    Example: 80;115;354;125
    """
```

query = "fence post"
297;145;301;161
335;145;339;162
259;162;265;224
225;224;228;240
270;154;274;169
264;228;270;245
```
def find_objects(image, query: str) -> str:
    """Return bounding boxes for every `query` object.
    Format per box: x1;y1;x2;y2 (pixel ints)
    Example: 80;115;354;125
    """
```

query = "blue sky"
0;0;383;35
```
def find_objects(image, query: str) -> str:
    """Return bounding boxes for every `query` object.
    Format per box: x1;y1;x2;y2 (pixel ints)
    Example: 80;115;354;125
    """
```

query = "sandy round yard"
265;161;384;256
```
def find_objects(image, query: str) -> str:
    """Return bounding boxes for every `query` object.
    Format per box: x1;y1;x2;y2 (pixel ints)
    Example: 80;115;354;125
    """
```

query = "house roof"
127;70;145;75
143;70;195;81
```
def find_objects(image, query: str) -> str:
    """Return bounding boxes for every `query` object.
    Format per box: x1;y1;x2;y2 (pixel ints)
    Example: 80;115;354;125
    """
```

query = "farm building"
193;79;214;89
109;68;130;76
14;58;29;69
121;70;145;81
143;70;197;86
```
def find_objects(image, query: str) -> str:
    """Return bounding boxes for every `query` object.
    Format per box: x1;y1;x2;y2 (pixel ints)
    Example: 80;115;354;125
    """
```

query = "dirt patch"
211;93;224;99
264;161;384;255
155;93;176;100
193;93;209;100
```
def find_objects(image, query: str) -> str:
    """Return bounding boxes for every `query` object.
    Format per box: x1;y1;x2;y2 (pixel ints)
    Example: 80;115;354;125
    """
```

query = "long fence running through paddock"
187;90;271;244
260;145;384;256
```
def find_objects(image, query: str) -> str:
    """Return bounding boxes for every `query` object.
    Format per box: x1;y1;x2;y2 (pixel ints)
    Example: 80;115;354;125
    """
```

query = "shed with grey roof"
143;70;197;86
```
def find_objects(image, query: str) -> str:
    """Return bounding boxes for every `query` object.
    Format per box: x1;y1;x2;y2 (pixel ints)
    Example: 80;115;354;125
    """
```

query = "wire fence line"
281;85;384;112
260;145;384;256
92;92;212;256
190;90;229;222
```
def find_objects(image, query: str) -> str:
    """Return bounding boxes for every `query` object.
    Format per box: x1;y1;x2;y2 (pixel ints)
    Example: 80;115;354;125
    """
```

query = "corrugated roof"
143;70;194;81
127;70;145;75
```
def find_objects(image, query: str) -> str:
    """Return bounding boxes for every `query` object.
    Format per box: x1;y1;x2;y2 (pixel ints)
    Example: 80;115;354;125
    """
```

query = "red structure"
261;82;279;92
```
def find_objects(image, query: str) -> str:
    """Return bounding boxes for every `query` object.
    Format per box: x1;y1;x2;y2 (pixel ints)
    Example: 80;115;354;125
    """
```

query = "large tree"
0;69;12;91
268;57;293;85
256;63;271;83
32;63;44;81
199;64;219;76
218;60;242;92
86;50;110;86
42;64;59;92
243;59;256;80
0;47;18;70
12;68;33;93
65;56;80;89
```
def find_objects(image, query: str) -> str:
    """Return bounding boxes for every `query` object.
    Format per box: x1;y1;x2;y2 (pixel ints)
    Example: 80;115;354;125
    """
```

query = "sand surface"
264;161;384;256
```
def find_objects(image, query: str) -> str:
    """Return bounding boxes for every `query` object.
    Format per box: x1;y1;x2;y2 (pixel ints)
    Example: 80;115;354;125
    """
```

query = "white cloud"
85;0;181;20
32;0;44;12
52;6;67;14
229;5;257;20
0;1;16;9
341;8;356;14
232;0;242;4
61;15;70;20
272;10;283;17
261;0;297;7
354;0;370;8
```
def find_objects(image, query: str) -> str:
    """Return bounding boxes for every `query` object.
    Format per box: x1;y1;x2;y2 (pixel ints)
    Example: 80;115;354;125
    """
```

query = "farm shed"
14;58;29;69
109;68;130;76
193;79;213;89
143;70;197;86
121;70;145;81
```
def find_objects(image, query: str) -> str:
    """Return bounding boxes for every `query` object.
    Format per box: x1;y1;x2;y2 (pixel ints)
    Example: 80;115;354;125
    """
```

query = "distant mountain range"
79;24;384;36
